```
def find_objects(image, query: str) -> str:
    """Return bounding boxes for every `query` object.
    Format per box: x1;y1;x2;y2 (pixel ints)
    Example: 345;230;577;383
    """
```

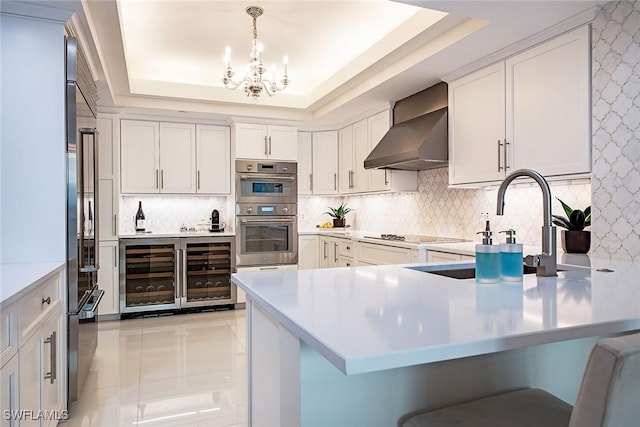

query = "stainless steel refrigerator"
65;36;104;403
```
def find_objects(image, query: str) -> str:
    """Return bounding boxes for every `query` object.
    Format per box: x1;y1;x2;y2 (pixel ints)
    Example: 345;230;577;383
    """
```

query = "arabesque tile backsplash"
299;168;591;249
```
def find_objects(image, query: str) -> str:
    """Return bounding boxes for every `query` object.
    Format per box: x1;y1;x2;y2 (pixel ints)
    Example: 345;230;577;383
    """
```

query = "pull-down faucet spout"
496;169;557;277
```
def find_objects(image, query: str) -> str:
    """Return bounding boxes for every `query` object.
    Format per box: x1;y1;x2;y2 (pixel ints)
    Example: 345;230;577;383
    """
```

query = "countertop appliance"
235;160;298;267
65;36;104;404
210;209;226;232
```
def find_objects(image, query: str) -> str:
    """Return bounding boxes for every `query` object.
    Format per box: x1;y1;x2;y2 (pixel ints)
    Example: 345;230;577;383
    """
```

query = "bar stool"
399;332;640;427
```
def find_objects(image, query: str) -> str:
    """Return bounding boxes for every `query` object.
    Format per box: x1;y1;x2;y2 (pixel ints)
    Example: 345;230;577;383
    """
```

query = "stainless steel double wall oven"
235;160;298;267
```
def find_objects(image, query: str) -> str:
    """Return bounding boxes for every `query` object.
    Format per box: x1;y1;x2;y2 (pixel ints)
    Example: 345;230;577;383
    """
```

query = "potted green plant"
324;203;352;228
551;197;591;253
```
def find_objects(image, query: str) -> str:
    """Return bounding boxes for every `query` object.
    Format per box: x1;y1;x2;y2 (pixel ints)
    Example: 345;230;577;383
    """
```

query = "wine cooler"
119;237;236;314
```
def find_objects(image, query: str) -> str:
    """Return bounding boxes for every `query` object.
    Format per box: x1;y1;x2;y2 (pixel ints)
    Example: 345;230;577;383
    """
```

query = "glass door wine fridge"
119;237;236;314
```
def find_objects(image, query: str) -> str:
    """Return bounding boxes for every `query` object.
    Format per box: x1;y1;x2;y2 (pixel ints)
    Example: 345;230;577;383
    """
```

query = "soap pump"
475;220;500;283
499;229;523;282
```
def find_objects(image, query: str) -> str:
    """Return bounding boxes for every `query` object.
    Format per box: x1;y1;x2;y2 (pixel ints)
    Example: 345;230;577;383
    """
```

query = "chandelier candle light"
222;6;290;99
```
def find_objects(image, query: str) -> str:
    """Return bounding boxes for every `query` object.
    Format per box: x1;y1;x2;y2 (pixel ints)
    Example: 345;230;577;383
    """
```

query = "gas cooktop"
363;234;467;244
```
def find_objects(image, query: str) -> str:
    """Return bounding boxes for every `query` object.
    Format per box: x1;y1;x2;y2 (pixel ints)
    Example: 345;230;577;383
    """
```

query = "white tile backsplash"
120;195;229;234
298;169;591;248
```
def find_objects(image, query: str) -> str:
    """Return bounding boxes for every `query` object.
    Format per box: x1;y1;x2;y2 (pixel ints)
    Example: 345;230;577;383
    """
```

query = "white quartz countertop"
231;257;640;375
120;231;235;239
0;261;65;305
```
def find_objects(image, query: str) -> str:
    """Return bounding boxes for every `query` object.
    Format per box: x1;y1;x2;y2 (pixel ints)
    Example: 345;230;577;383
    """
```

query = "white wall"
0;14;66;263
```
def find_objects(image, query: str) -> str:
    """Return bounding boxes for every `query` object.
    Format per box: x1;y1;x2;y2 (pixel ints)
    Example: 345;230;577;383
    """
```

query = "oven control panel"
236;160;297;175
236;203;297;216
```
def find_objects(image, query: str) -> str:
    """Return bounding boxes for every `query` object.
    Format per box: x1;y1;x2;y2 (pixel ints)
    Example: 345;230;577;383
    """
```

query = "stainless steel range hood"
364;82;448;171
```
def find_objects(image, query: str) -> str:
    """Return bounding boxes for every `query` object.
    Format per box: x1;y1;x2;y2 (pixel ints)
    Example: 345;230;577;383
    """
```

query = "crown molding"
0;0;76;22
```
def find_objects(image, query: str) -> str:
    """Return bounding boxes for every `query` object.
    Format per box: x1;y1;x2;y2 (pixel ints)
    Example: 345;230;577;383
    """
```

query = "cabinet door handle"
334;173;337;191
264;136;268;155
161;169;164;189
156;169;159;188
384;170;389;185
334;243;338;263
197;170;200;190
114;246;118;268
309;174;313;192
323;241;328;259
42;297;51;305
503;139;510;171
497;140;503;172
44;331;57;384
268;136;272;155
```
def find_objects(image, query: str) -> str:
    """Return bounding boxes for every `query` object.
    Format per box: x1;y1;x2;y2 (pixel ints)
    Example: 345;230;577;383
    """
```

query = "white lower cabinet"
1;354;19;427
357;242;415;265
427;250;475;262
18;307;64;427
98;241;119;316
1;267;66;427
298;235;319;269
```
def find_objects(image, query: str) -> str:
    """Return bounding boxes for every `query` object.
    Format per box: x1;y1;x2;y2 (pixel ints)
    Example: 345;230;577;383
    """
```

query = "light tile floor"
65;309;247;427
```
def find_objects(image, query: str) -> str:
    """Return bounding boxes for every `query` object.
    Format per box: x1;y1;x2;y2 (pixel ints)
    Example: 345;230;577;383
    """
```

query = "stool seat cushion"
401;388;572;427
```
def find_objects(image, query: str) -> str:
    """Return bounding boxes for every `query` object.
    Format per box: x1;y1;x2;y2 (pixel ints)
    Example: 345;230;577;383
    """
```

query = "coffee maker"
210;209;225;232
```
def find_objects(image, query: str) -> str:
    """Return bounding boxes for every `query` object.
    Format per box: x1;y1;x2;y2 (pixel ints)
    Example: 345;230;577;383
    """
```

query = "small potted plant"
552;197;591;253
324;203;352;228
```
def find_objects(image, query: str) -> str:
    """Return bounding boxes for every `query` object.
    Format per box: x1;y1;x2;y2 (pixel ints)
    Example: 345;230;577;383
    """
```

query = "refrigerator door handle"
78;288;104;320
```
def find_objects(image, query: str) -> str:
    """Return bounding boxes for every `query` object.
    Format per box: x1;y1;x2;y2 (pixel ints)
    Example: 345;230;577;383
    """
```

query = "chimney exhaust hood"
364;81;448;171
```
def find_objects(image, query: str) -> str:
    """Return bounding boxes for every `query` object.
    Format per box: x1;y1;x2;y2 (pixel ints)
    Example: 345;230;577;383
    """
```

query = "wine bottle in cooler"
135;201;146;232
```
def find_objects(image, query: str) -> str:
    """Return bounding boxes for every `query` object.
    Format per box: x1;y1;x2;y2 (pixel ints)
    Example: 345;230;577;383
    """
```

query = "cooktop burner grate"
363;234;467;244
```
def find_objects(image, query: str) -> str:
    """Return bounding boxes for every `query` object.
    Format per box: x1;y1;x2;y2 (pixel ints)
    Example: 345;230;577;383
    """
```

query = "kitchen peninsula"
231;257;640;427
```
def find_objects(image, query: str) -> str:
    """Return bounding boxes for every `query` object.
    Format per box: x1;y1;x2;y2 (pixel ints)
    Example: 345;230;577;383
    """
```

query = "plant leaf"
556;197;573;219
570;210;586;231
584;206;591;218
552;215;571;230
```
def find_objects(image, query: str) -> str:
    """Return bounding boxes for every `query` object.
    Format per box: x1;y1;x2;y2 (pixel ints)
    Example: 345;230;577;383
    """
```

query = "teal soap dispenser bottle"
499;229;523;282
475;221;500;283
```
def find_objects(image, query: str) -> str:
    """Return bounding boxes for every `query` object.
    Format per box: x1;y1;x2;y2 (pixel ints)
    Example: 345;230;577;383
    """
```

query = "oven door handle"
239;174;295;181
240;218;295;224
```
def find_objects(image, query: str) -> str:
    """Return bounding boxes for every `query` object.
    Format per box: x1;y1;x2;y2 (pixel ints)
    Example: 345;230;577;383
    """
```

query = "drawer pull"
42;297;51;305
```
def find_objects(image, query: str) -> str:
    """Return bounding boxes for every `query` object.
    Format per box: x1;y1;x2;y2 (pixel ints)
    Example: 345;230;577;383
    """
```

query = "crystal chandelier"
222;6;289;99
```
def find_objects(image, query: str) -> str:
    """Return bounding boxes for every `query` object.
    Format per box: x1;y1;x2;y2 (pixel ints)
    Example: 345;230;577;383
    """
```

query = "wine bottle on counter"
135;201;146;232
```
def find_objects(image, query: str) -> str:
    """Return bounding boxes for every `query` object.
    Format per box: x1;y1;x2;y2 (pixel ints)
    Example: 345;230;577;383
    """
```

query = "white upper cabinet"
121;120;229;195
158;122;196;193
338;125;355;194
298;131;339;195
506;25;591;176
449;62;506;185
196;125;231;194
449;25;591;186
97;114;120;241
297;132;312;195
312;131;339;195
339;120;368;193
121;120;160;193
234;123;297;161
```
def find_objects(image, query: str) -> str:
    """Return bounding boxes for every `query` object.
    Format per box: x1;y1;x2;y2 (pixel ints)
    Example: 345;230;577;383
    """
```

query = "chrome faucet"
496;169;557;277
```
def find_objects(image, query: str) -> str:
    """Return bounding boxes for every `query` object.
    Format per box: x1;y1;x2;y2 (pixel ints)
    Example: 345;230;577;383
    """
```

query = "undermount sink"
406;263;565;279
